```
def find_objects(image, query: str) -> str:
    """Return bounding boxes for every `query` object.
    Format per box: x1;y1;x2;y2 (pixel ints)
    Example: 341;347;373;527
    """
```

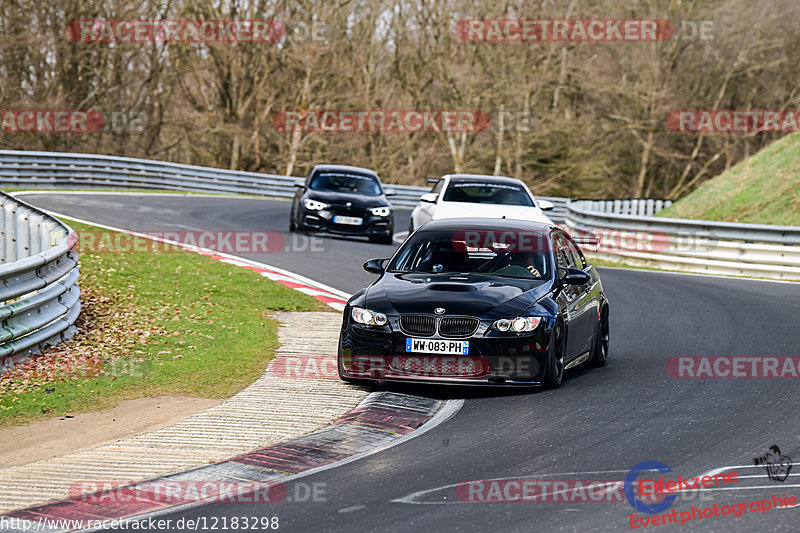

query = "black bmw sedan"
290;164;395;244
338;219;609;387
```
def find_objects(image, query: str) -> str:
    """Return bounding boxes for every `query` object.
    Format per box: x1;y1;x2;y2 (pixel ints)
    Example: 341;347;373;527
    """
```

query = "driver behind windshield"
488;251;546;278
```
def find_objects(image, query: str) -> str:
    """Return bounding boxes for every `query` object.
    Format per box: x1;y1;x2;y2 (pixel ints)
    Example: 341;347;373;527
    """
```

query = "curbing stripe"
0;392;446;532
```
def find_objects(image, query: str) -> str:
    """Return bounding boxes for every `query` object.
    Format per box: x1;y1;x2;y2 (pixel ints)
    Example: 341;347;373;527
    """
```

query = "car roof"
443;174;526;186
311;164;379;178
419;218;557;233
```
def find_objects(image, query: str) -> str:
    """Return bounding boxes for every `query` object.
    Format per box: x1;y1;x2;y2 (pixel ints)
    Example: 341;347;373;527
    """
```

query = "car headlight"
351;306;388;326
492;316;541;333
369;207;392;217
304;199;329;211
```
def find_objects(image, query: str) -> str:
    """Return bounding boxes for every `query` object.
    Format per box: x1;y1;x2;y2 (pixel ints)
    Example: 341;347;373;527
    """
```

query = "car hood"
364;272;553;319
306;190;389;209
434;202;553;224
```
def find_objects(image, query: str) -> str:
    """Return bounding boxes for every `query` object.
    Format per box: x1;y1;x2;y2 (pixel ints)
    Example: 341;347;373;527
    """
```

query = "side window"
565;236;587;269
552;234;576;270
431;179;444;195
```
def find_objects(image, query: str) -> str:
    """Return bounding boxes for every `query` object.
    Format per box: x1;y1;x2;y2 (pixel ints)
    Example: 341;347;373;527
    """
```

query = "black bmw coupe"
338;219;609;387
290;164;395;244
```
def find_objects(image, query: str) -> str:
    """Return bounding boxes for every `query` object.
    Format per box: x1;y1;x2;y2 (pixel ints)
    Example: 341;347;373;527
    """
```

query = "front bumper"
299;207;392;236
338;316;554;386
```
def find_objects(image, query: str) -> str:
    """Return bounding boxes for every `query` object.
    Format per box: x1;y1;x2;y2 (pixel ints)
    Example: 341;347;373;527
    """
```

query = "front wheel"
543;320;566;388
590;307;609;367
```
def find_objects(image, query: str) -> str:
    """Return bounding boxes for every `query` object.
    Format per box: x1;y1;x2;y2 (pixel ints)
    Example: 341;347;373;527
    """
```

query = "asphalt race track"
22;193;800;532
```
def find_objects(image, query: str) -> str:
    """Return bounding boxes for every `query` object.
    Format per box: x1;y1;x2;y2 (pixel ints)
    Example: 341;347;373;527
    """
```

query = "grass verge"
657;133;800;225
0;220;330;427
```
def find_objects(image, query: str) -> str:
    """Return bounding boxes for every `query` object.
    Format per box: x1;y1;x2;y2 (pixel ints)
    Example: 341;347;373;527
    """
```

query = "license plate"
333;215;363;225
406;338;469;355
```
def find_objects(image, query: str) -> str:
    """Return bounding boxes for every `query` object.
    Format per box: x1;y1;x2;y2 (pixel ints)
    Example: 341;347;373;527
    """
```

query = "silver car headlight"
369;207;392;217
351;306;388;326
492;316;541;333
304;199;329;211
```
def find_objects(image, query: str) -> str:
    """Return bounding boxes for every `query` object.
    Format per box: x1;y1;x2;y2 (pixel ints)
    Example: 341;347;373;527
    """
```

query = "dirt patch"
0;396;220;467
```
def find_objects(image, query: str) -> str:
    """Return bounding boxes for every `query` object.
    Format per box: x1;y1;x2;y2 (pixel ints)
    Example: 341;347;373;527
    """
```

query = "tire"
543;320;566;389
289;203;298;232
408;218;414;234
590;306;609;367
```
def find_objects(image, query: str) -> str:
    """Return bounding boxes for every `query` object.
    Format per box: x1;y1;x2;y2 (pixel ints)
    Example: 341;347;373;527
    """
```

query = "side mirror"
363;258;388;275
384;188;396;196
426;177;441;184
560;267;590;285
293;178;305;188
538;200;554;211
420;193;438;203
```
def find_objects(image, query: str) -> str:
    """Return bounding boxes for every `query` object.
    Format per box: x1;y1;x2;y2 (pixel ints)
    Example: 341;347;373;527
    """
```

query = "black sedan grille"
329;204;367;217
399;315;479;338
439;317;480;338
400;315;436;336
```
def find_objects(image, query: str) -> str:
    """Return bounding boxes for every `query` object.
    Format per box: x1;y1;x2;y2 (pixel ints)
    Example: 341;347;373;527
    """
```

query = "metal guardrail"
0;150;567;213
0;191;80;372
566;199;800;281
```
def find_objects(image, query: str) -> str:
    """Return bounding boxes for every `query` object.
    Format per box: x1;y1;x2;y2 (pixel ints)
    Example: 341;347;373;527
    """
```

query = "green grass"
657;133;800;225
0;220;330;427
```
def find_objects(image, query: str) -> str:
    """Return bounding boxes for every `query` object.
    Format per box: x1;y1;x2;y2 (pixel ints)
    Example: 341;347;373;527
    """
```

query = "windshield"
309;171;382;196
442;182;534;206
388;230;550;279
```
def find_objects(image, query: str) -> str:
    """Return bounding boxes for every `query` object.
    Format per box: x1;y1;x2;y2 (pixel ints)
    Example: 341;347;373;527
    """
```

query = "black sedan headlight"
368;207;392;217
304;199;329;211
491;316;542;333
351;306;388;326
